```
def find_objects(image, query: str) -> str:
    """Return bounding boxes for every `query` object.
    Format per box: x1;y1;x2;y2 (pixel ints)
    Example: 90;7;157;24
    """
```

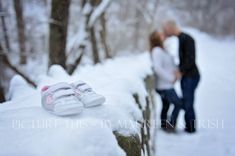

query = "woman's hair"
149;31;164;52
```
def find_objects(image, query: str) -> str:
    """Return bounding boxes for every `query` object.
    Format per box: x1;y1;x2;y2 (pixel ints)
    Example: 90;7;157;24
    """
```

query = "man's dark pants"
181;75;200;132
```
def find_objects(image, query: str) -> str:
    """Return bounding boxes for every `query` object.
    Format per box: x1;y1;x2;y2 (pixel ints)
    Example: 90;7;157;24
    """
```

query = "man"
162;20;200;133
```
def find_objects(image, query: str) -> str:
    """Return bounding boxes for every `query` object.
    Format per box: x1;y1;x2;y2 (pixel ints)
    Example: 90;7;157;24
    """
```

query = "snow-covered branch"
88;0;112;28
66;17;87;56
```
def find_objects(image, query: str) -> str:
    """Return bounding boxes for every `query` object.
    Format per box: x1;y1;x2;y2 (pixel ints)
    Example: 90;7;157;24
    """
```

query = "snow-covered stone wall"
0;53;156;156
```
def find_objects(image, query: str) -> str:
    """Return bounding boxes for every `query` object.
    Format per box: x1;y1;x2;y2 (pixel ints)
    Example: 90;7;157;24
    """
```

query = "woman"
149;31;182;132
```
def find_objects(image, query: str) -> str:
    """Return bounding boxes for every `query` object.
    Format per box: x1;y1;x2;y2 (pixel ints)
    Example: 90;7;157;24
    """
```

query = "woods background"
0;0;235;102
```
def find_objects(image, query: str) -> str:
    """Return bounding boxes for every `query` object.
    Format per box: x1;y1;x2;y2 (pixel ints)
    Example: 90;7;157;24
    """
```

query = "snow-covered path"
156;29;235;156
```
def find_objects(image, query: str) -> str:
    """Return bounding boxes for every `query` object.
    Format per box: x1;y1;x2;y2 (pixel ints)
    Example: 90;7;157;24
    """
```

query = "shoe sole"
84;97;105;108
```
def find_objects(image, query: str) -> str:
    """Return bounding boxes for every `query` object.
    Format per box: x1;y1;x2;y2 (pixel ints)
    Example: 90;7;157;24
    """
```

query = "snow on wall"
0;53;152;156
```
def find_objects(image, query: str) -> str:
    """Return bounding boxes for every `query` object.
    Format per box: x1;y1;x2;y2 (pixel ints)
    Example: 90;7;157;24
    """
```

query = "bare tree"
0;85;5;103
66;0;112;68
0;53;5;103
100;12;111;58
89;26;100;63
88;0;101;64
49;0;70;68
88;0;113;63
13;0;26;64
0;0;11;52
134;8;141;49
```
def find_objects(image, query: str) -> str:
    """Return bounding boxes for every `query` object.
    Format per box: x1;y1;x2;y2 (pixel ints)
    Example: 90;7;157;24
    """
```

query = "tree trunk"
88;0;101;64
0;43;5;103
0;0;11;52
49;0;70;69
89;26;100;64
0;85;5;103
90;0;101;6
81;0;86;7
134;8;141;49
0;54;5;103
100;13;111;58
13;0;26;64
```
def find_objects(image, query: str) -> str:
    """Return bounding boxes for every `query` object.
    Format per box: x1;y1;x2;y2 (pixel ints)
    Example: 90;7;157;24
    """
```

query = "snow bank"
0;53;153;156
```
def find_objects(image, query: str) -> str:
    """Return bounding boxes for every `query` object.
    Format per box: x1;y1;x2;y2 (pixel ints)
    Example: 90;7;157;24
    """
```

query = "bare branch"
67;50;84;75
0;46;36;88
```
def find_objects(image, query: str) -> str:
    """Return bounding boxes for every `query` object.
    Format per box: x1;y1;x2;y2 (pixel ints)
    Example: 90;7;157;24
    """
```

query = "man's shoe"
185;121;197;133
184;128;196;133
71;81;105;108
41;82;84;116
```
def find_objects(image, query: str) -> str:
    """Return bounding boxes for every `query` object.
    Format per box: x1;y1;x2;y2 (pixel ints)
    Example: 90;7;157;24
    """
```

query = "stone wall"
114;75;156;156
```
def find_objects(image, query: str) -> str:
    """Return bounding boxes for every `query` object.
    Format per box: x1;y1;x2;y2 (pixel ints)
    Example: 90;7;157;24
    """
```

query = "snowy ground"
156;29;235;156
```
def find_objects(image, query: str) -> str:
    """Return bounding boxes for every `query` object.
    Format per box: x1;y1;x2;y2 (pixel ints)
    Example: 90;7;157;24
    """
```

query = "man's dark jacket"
178;32;200;77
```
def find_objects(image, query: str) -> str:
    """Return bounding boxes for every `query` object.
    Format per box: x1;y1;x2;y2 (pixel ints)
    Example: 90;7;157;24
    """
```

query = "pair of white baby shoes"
41;81;105;116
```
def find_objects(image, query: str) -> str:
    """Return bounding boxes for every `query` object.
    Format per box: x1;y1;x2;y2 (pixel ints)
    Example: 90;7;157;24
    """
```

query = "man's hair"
163;19;178;28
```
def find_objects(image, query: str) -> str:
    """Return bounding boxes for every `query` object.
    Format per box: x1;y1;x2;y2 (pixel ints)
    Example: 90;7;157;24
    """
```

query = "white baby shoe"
71;81;105;108
41;82;84;116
